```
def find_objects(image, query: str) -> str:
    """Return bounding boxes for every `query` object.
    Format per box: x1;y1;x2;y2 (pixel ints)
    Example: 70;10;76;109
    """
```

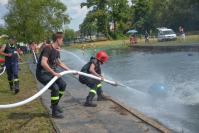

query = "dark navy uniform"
79;57;105;107
4;44;19;93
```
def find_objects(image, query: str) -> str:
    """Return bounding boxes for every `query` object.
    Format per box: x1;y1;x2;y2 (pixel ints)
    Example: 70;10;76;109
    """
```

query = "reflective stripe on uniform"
51;96;59;100
59;91;64;95
89;89;96;95
97;83;102;88
14;79;19;82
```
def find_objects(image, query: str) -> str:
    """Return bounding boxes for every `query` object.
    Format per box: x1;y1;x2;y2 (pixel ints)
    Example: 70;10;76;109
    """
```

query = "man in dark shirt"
36;32;71;119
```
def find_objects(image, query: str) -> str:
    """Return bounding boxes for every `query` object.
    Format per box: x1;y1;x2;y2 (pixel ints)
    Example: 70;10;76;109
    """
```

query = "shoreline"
132;43;199;52
65;35;199;50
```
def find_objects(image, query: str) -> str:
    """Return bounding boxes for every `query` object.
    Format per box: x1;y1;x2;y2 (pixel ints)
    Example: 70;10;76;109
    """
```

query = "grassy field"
66;39;130;49
66;35;199;49
0;55;54;133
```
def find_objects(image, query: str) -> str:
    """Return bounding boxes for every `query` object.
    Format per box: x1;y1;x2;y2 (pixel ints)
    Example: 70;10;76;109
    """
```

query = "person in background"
0;36;21;94
38;39;51;52
144;31;149;44
179;26;185;40
30;41;39;63
130;34;137;46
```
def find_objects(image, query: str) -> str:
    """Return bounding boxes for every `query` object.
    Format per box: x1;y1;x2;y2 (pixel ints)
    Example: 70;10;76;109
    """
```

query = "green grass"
66;39;130;49
0;54;54;133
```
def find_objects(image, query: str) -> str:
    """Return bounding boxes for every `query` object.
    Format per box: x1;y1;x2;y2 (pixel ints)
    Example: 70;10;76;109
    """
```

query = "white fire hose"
0;70;119;109
0;66;6;76
32;50;38;64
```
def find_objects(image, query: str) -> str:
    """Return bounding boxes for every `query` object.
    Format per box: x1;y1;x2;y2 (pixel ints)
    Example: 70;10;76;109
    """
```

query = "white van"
157;27;177;41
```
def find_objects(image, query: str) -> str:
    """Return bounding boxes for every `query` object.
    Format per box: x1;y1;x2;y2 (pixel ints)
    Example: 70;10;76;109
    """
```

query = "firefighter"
0;36;20;94
79;51;108;107
36;32;71;119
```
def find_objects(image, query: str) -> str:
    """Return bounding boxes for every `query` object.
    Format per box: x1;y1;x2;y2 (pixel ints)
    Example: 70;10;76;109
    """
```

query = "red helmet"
95;51;108;63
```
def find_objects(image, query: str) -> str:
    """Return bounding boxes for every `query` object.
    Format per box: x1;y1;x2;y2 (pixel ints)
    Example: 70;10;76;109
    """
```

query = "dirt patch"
110;104;128;116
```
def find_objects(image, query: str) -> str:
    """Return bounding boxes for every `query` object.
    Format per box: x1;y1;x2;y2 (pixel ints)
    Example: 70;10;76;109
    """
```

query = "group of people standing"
0;32;110;119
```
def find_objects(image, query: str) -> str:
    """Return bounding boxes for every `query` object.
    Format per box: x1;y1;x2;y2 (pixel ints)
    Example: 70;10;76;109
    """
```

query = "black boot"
84;93;97;107
97;94;108;101
50;105;63;113
14;79;20;94
57;93;64;113
52;104;64;119
9;80;14;91
97;88;107;101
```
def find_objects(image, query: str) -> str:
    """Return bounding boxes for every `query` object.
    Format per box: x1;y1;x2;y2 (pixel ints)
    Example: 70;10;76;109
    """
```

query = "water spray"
60;49;86;64
0;66;6;76
32;50;38;64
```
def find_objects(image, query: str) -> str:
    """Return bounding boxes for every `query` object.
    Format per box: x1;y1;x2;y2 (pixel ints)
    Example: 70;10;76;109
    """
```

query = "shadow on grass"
8;112;50;129
0;88;11;95
8;112;49;120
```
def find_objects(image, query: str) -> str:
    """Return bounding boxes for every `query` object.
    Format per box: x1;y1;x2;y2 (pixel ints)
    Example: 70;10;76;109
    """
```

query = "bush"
109;32;128;40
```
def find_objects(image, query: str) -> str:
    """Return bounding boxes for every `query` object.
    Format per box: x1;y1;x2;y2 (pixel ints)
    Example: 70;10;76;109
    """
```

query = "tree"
108;0;130;32
132;0;152;33
4;0;70;42
64;28;75;40
0;26;8;35
81;0;110;38
80;11;97;40
160;0;199;31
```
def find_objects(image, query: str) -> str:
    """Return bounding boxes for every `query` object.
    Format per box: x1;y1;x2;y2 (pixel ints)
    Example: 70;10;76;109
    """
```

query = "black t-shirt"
36;45;60;72
79;57;101;82
81;57;101;74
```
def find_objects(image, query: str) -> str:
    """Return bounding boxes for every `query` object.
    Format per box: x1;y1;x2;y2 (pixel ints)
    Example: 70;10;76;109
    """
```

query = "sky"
0;0;131;31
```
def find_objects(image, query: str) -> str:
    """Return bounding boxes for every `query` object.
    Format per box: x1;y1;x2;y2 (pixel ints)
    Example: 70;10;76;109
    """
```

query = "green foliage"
4;0;70;43
64;28;75;40
80;11;97;38
82;0;199;36
133;0;151;33
80;0;131;39
0;27;8;35
160;0;199;31
109;32;127;40
132;0;199;33
108;0;131;32
81;0;109;37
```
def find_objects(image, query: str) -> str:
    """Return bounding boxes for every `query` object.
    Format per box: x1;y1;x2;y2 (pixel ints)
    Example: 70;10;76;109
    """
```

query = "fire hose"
0;70;121;109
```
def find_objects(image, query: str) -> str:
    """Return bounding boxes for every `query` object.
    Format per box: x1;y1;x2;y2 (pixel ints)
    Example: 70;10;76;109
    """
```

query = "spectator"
130;34;137;46
144;31;149;44
179;26;185;40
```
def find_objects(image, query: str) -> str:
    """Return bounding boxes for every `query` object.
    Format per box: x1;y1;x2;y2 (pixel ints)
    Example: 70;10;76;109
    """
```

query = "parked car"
157;27;177;41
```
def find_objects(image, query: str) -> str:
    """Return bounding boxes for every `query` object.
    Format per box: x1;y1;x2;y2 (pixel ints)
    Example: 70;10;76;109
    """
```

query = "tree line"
0;0;198;42
80;0;199;39
0;0;71;43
